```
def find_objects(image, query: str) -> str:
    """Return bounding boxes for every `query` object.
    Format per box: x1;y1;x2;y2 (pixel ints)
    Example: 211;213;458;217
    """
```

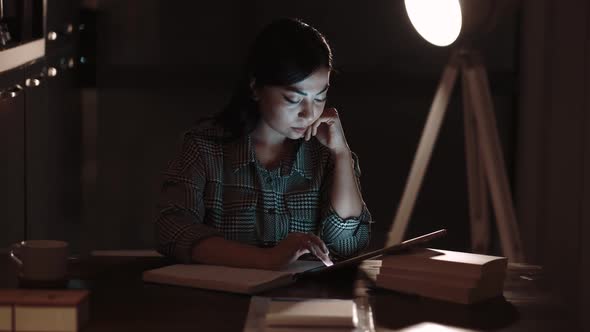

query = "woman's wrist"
259;246;282;270
331;146;351;159
245;246;280;270
192;237;279;269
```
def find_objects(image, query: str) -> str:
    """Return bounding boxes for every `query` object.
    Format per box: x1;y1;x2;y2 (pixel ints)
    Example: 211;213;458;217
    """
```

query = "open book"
142;229;447;294
143;260;324;294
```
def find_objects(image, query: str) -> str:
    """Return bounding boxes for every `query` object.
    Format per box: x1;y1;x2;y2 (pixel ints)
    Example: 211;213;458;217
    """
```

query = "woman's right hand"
266;232;332;270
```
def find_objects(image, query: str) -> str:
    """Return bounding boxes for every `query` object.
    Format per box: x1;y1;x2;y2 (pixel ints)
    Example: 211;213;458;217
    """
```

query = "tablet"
297;228;447;277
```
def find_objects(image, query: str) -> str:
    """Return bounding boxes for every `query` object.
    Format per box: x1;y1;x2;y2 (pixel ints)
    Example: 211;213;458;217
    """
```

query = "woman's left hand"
305;107;349;154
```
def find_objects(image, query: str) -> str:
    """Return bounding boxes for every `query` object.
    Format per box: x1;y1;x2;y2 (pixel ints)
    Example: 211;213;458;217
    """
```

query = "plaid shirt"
155;121;372;263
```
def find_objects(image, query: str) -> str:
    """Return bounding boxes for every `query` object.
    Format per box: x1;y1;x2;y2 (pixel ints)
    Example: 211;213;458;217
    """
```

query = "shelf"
0;39;45;73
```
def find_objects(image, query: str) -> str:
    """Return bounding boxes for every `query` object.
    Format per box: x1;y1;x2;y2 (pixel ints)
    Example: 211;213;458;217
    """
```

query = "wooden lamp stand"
385;48;525;262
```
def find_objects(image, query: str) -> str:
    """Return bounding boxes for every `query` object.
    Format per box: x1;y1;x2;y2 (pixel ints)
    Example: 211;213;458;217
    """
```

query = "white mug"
9;240;68;281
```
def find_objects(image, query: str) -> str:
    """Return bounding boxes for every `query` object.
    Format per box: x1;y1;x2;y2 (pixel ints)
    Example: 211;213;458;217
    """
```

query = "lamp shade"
404;0;462;47
404;0;519;47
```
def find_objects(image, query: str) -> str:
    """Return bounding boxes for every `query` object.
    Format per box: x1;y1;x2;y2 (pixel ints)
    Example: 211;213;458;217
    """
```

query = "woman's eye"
314;97;327;103
283;96;301;104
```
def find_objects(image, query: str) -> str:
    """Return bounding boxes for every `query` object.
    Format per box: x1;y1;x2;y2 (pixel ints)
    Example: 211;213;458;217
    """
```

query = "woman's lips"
292;127;307;134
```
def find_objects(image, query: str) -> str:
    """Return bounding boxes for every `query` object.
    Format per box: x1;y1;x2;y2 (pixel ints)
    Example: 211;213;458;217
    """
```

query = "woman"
156;18;372;270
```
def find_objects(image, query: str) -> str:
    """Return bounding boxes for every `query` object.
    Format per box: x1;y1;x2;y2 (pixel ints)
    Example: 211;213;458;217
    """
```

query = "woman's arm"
319;152;372;258
191;237;271;269
305;107;364;218
192;232;330;270
330;149;363;219
305;107;373;257
155;133;223;263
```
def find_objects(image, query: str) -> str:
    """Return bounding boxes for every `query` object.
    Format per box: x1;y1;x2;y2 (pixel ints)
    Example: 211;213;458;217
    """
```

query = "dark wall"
83;1;520;254
515;0;590;329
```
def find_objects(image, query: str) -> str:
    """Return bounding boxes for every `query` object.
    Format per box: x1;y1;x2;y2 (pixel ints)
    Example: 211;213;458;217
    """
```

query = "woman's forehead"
288;68;331;94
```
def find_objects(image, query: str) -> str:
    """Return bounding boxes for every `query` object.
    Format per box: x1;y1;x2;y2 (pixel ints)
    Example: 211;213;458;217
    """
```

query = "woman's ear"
249;78;259;101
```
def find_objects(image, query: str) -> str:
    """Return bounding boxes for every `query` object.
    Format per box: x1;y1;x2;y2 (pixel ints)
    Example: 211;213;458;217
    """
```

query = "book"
265;298;358;328
375;273;504;304
375;248;507;304
380;248;508;278
90;249;162;257
377;266;503;289
243;297;372;332
142;260;324;294
0;289;89;332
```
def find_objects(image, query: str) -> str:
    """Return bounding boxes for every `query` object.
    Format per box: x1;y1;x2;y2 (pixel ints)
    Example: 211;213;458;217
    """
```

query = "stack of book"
0;289;89;332
376;248;508;304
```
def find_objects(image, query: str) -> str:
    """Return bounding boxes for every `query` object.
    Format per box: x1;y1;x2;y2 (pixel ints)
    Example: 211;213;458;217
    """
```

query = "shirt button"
265;177;273;184
267;208;275;215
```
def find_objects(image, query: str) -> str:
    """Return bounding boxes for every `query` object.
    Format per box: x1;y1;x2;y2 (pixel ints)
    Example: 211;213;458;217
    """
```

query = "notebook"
265;298;358;328
243;296;372;332
142;229;446;294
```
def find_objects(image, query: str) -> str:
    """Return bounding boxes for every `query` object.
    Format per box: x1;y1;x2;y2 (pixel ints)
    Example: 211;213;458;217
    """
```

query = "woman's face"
254;67;330;141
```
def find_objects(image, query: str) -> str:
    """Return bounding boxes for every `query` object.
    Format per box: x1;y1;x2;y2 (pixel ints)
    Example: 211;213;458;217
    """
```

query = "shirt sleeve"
319;151;373;259
155;133;222;263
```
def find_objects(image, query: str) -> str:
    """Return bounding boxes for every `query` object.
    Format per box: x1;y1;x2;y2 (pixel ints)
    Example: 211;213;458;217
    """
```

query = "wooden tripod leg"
462;66;491;254
463;59;525;262
385;57;460;246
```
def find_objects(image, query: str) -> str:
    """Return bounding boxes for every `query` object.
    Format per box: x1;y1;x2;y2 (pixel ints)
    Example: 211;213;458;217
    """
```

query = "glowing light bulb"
404;0;462;47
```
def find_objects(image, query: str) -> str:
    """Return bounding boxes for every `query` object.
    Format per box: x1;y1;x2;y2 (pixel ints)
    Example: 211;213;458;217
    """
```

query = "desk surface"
0;254;577;332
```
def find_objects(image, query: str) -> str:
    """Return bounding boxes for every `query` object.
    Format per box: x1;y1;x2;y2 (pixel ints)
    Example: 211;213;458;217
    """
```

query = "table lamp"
385;0;525;262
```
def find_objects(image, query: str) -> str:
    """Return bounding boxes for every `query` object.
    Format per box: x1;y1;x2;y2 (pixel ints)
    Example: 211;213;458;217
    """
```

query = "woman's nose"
298;103;314;121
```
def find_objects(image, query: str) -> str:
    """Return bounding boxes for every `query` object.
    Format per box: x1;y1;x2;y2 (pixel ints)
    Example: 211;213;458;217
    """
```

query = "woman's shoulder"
186;118;224;137
183;118;227;146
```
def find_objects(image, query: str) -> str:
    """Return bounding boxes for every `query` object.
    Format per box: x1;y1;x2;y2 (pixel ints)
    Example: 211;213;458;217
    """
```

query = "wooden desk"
0;254;577;331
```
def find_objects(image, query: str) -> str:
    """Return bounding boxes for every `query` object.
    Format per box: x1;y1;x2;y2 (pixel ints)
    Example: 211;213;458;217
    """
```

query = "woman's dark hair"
214;18;333;139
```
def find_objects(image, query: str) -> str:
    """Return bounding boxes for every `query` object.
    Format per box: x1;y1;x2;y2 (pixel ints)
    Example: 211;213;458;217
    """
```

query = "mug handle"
10;243;23;268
